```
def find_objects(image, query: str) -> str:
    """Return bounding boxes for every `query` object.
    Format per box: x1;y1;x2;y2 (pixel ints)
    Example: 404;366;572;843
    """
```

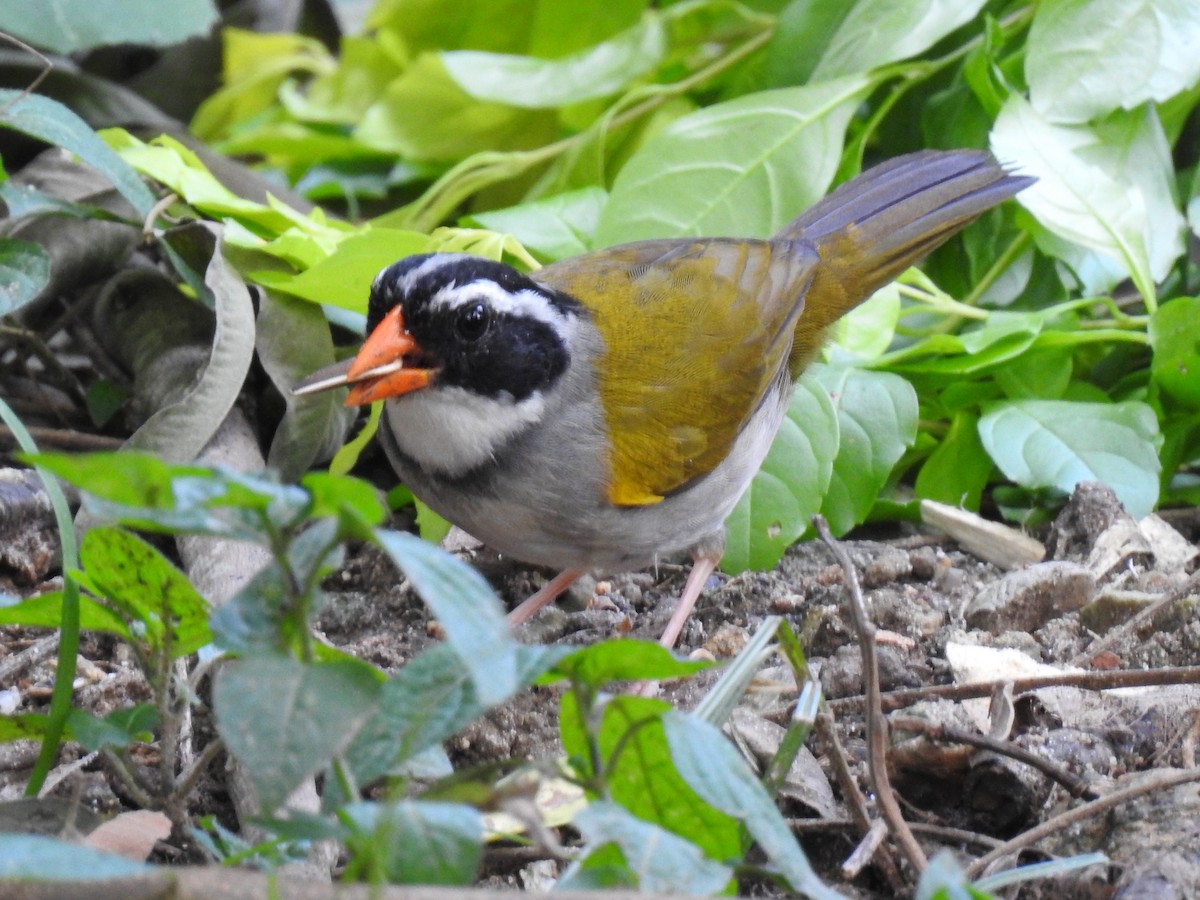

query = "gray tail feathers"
776;150;1034;331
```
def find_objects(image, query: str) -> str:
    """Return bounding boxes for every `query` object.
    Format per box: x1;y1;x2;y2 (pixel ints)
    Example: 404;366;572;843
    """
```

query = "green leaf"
813;366;917;535
443;13;664;108
0;591;129;638
0;239;51;315
465;187;607;261
355;55;554;161
993;347;1074;400
372;530;519;707
549;639;710;688
568;694;742;863
301;472;387;527
0;834;147;879
724;376;839;572
263;228;431;310
829;283;900;361
566;801;733;894
214;656;382;814
345;643;565;786
978;399;1162;518
0;91;155;215
342;800;482;885
1026;0;1200;124
990;98;1185;305
662;710;839;899
914;411;993;510
67;705;158;751
3;0;217;53
809;0;988;80
259;293;354;481
886;310;1044;375
123;232;258;464
78;527;211;656
595;75;872;244
1149;296;1200;409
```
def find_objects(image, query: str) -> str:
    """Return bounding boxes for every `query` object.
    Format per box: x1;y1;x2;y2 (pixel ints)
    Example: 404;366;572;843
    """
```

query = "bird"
295;150;1032;649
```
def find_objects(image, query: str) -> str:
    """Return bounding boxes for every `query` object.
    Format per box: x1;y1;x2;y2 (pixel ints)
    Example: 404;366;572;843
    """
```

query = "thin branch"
813;515;927;876
965;767;1200;879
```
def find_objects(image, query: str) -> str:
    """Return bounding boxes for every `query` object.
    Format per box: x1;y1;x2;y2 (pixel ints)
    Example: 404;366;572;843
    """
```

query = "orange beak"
290;306;435;406
342;306;434;406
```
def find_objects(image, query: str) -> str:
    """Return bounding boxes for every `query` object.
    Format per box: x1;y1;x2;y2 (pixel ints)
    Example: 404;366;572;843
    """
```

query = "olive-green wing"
537;238;816;506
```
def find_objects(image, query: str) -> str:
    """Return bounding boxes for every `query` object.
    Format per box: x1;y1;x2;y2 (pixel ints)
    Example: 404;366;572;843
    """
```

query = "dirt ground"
2;479;1199;898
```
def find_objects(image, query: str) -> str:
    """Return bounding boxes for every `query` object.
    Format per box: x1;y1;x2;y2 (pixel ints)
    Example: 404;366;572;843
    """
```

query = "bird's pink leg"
507;568;585;627
658;555;718;649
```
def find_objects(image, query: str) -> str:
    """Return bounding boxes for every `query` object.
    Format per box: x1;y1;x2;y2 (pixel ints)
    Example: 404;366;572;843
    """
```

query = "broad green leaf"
1026;0;1200;124
724;376;839;572
561;694;742;863
258;293;354;481
262;228;431;310
814;366;918;535
990;98;1185;305
978;399;1162;518
0;91;155;215
549;639;710;688
754;1;854;88
0;714;53;742
595;75;872;244
993;347;1073;400
2;0;216;54
192;30;333;140
0;834;147;879
914;411;993;510
368;0;647;57
809;0;988;81
466;187;607;262
341;801;482;885
566;802;733;894
829;284;900;361
355;55;556;161
663;710;839;899
280;36;403;124
345;643;565;787
0;591;128;638
67;705;158;752
373;530;519;706
78;527;211;655
443;13;664;108
885;311;1045;376
301;472;387;527
103;131;348;240
1149;296;1200;409
121;234;257;464
0;239;51;315
214;657;382;814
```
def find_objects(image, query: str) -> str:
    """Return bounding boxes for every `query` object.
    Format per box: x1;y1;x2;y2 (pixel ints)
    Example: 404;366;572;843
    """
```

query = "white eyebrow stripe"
429;278;573;331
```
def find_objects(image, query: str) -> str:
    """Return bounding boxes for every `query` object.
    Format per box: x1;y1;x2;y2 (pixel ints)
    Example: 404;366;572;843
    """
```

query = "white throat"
384;385;545;477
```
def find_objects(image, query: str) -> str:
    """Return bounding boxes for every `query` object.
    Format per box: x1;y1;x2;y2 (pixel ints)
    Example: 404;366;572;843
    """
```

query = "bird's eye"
455;302;490;341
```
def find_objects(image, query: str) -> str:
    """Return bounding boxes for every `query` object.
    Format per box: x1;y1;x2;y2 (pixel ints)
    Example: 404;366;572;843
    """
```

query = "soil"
2;481;1199;899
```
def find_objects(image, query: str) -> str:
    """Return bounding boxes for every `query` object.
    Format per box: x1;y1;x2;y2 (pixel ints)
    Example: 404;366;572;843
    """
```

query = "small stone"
965;561;1095;633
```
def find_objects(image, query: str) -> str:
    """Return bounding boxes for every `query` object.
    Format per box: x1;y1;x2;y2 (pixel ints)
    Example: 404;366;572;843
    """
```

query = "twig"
0;633;59;684
965;767;1200;879
790;817;1005;852
888;716;1097;799
0;425;123;451
1071;571;1200;666
828;664;1200;713
813;515;928;876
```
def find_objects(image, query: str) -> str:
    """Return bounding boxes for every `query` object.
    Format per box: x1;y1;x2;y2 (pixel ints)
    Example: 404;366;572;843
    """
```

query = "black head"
367;254;581;402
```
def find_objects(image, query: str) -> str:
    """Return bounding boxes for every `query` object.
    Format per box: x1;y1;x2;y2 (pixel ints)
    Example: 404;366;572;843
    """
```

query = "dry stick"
813;515;928;877
965;766;1200;879
828;665;1200;714
1070;571;1200;667
813;710;906;891
790;817;1005;853
888;716;1098;800
0;425;123;451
